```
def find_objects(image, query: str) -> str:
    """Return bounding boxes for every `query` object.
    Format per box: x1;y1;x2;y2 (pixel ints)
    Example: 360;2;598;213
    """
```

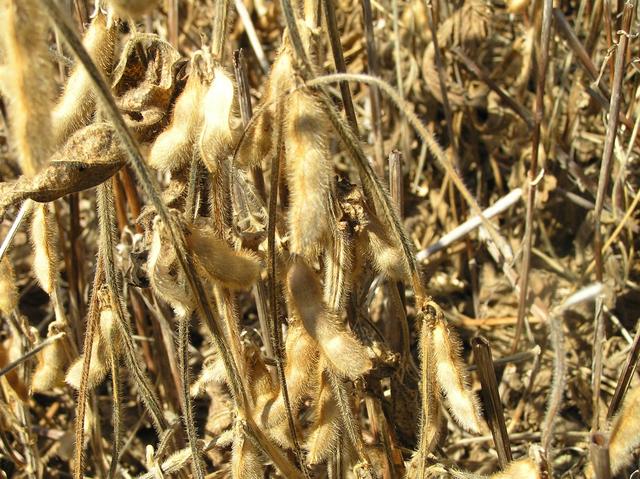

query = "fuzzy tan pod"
231;427;264;479
0;0;56;177
236;44;293;169
199;67;239;173
0;258;18;315
431;313;482;434
187;220;261;291
285;90;334;259
287;258;372;380
108;0;160;17
66;309;116;390
31;203;59;295
148;63;207;173
491;457;540;478
148;216;195;317
305;367;341;465
32;323;67;392
266;321;319;428
609;385;640;474
52;11;117;146
365;215;410;282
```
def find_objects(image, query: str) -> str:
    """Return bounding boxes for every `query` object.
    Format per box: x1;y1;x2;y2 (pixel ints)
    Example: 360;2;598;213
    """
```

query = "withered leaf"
112;33;182;142
0;123;125;214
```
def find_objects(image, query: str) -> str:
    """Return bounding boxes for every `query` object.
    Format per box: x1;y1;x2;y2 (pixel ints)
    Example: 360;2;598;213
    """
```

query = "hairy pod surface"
148;62;207;173
52;11;117;146
285;90;334;259
0;258;18;316
31;204;59;295
188;221;261;291
432;313;482;433
148;217;195;316
287;258;371;379
32;323;67;392
237;44;293;169
305;367;341;464
199;67;239;173
0;0;55;177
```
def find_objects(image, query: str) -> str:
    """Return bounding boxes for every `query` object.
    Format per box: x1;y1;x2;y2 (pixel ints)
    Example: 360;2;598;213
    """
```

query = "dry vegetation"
1;0;640;477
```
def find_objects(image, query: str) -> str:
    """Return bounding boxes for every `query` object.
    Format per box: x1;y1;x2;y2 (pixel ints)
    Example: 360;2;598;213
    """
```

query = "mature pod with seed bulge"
267;321;319;427
432;314;482;433
365;216;410;282
31;204;58;295
148;61;207;173
65;309;116;390
32;323;67;392
609;385;640;474
305;366;341;464
285;90;334;258
410;306;442;468
52;11;117;146
237;44;293;169
0;0;55;177
148;216;195;316
187;221;261;291
232;428;264;479
287;258;372;379
199;67;239;173
0;258;18;316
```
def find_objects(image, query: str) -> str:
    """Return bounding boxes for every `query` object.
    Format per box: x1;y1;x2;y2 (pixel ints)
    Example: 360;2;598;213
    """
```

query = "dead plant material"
0;0;639;477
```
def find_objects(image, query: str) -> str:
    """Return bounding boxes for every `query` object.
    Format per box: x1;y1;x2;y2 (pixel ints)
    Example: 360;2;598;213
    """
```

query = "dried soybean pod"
231;425;264;479
0;0;56;176
0;258;18;316
52;10;117;146
609;385;640;474
413;303;442;464
148;60;207;173
65;308;116;390
305;366;341;465
285;90;334;259
267;321;319;427
236;43;293;169
31;203;58;295
365;212;410;282
148;216;195;317
199;67;240;173
287;258;371;379
187;221;261;291
32;322;68;392
431;304;482;433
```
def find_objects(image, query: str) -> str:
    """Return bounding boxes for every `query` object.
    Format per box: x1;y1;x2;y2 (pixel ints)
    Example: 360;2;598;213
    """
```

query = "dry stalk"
513;0;553;354
592;2;634;432
472;336;512;469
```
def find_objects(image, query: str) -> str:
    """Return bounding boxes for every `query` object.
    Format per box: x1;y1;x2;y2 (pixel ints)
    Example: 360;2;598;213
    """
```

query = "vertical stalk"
513;0;553;353
592;2;633;431
322;0;358;131
473;337;513;468
360;0;385;176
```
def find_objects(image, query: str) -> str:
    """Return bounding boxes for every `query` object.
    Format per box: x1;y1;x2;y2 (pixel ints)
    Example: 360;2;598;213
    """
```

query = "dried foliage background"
0;0;639;478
